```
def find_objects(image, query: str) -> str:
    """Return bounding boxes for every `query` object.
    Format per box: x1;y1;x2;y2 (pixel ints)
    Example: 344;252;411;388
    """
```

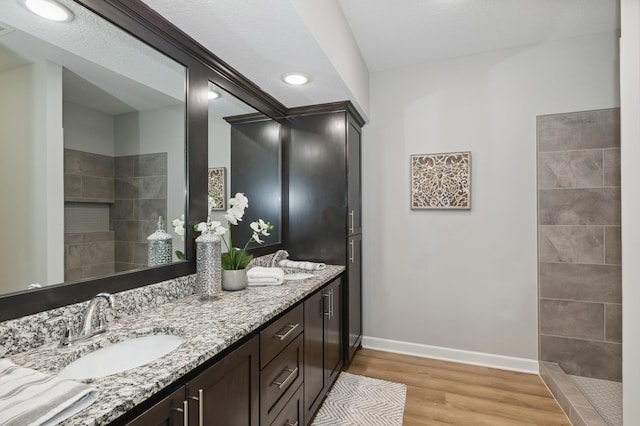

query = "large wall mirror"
207;81;282;252
0;0;287;320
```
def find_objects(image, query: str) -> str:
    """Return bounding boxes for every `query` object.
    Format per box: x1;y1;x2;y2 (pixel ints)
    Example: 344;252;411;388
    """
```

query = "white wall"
363;32;620;369
0;61;64;293
290;0;369;119
621;0;640;422
63;101;115;156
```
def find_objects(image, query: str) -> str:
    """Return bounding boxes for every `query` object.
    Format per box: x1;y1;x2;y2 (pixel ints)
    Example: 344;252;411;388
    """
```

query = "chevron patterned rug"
312;372;407;425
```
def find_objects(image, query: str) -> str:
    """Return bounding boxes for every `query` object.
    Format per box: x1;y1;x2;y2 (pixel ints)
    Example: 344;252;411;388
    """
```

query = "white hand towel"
0;358;98;426
247;267;285;286
279;259;326;271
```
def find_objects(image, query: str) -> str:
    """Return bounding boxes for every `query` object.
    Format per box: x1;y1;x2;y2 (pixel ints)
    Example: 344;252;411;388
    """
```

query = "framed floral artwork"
208;167;226;211
411;151;471;209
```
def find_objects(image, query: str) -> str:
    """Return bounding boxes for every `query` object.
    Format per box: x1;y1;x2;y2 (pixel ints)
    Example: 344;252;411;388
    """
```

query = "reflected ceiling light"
282;72;310;86
208;89;220;100
24;0;75;22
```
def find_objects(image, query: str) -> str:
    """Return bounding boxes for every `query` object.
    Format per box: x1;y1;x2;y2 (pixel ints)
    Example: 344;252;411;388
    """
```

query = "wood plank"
344;349;570;426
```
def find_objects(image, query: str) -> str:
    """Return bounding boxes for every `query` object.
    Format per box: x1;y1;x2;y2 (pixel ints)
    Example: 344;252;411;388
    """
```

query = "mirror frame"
0;0;287;321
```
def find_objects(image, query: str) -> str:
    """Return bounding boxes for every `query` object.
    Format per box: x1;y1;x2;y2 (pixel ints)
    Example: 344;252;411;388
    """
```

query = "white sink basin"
284;273;314;281
58;334;184;380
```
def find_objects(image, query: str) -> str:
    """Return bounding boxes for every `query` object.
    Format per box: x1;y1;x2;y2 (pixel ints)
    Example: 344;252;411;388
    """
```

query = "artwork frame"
411;151;471;210
208;167;226;211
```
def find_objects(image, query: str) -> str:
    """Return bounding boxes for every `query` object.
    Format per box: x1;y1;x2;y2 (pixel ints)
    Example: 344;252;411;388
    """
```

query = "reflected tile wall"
111;153;167;271
537;109;621;382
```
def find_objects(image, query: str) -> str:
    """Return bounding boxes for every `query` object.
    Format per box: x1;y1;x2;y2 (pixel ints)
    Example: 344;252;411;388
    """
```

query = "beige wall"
362;32;620;369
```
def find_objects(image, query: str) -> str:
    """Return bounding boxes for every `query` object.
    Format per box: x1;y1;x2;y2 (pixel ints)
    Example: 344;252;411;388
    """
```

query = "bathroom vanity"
9;266;344;425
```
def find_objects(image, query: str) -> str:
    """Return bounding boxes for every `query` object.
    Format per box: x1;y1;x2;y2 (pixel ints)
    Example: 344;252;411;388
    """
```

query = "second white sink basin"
58;334;184;380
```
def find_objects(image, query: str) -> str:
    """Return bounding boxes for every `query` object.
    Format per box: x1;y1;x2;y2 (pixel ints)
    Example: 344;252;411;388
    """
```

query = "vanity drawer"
261;334;304;425
260;304;303;368
270;383;303;426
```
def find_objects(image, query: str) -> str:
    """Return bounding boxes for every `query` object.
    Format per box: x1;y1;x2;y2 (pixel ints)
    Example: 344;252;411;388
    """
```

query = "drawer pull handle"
284;421;299;426
323;292;331;317
189;389;204;426
171;400;188;425
349;210;354;233
272;367;299;389
273;323;299;340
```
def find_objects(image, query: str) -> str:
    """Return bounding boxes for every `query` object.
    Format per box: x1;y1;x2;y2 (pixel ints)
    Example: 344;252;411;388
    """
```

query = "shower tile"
142;220;162;240
79;151;113;178
110;200;134;220
64;267;84;282
605;304;622;343
603;148;620;187
570;405;608;426
538;150;603;189
538;188;621;225
81;176;114;201
64;174;82;200
115;262;137;273
604;226;621;265
135;199;167;221
83;231;114;243
64;233;84;244
133;243;149;265
113;220;142;242
66;241;115;268
115;156;134;178
540;299;604;340
539;226;604;264
540;335;621;381
537;109;620;152
115;241;134;263
134;152;167;177
539;263;621;303
84;263;115;278
114;177;140;199
139;176;167;199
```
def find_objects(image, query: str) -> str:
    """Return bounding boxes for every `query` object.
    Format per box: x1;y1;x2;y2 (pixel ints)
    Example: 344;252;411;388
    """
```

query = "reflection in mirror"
207;81;282;250
0;0;186;297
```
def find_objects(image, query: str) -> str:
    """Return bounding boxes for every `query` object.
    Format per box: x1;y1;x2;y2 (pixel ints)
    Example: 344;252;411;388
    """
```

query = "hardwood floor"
344;349;570;426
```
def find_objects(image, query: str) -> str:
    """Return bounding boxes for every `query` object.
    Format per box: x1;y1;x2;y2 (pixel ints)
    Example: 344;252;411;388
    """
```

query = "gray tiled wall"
537;108;621;381
64;231;115;281
64;149;114;203
111;153;167;272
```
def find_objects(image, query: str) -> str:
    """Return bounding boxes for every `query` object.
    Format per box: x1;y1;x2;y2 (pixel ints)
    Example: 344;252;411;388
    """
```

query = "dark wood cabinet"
287;103;363;365
126;387;187;426
347;233;362;362
304;278;343;424
126;336;259;426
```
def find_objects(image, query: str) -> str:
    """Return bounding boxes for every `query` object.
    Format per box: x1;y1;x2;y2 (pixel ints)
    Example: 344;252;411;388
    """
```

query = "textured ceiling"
338;0;620;72
141;0;354;111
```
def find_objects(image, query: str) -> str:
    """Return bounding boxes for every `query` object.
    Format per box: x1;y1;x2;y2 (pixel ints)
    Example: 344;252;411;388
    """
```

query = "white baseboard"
361;336;539;374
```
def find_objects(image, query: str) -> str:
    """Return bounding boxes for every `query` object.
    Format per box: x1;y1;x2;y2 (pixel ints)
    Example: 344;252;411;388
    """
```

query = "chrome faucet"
270;250;289;268
79;292;116;337
47;292;116;347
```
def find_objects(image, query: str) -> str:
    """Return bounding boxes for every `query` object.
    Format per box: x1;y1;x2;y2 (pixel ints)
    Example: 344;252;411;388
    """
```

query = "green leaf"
175;250;185;260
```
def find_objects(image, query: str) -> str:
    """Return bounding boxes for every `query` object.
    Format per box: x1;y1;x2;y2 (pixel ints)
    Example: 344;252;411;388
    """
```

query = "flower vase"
196;230;222;299
222;269;247;291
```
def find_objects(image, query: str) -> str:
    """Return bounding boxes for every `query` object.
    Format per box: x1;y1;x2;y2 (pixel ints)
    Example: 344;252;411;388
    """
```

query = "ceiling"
339;0;620;72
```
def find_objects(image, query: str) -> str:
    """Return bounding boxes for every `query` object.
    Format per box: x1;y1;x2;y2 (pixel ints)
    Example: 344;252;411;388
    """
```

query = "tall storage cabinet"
287;102;364;365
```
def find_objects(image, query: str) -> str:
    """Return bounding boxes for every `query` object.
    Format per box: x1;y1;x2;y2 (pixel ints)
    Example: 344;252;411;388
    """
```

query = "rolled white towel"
247;267;284;286
279;259;326;271
0;358;98;426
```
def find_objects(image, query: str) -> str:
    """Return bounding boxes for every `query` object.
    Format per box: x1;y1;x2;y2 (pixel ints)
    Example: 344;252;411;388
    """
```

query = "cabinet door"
187;336;259;426
125;387;186;426
346;234;362;363
303;289;326;420
347;119;361;236
325;279;343;384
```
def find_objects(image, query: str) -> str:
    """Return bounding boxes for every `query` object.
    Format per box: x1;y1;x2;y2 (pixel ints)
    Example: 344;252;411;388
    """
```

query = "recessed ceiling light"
24;0;74;22
208;89;220;100
282;72;310;86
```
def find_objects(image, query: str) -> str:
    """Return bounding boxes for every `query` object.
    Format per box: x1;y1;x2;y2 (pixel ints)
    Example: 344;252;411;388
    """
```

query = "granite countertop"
10;265;344;425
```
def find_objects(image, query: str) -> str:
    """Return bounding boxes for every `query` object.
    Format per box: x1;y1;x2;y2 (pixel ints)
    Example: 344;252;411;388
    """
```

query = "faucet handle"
45;316;73;347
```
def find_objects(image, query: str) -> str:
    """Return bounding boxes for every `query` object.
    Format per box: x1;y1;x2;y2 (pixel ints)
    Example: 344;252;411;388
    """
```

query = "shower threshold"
539;361;616;425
